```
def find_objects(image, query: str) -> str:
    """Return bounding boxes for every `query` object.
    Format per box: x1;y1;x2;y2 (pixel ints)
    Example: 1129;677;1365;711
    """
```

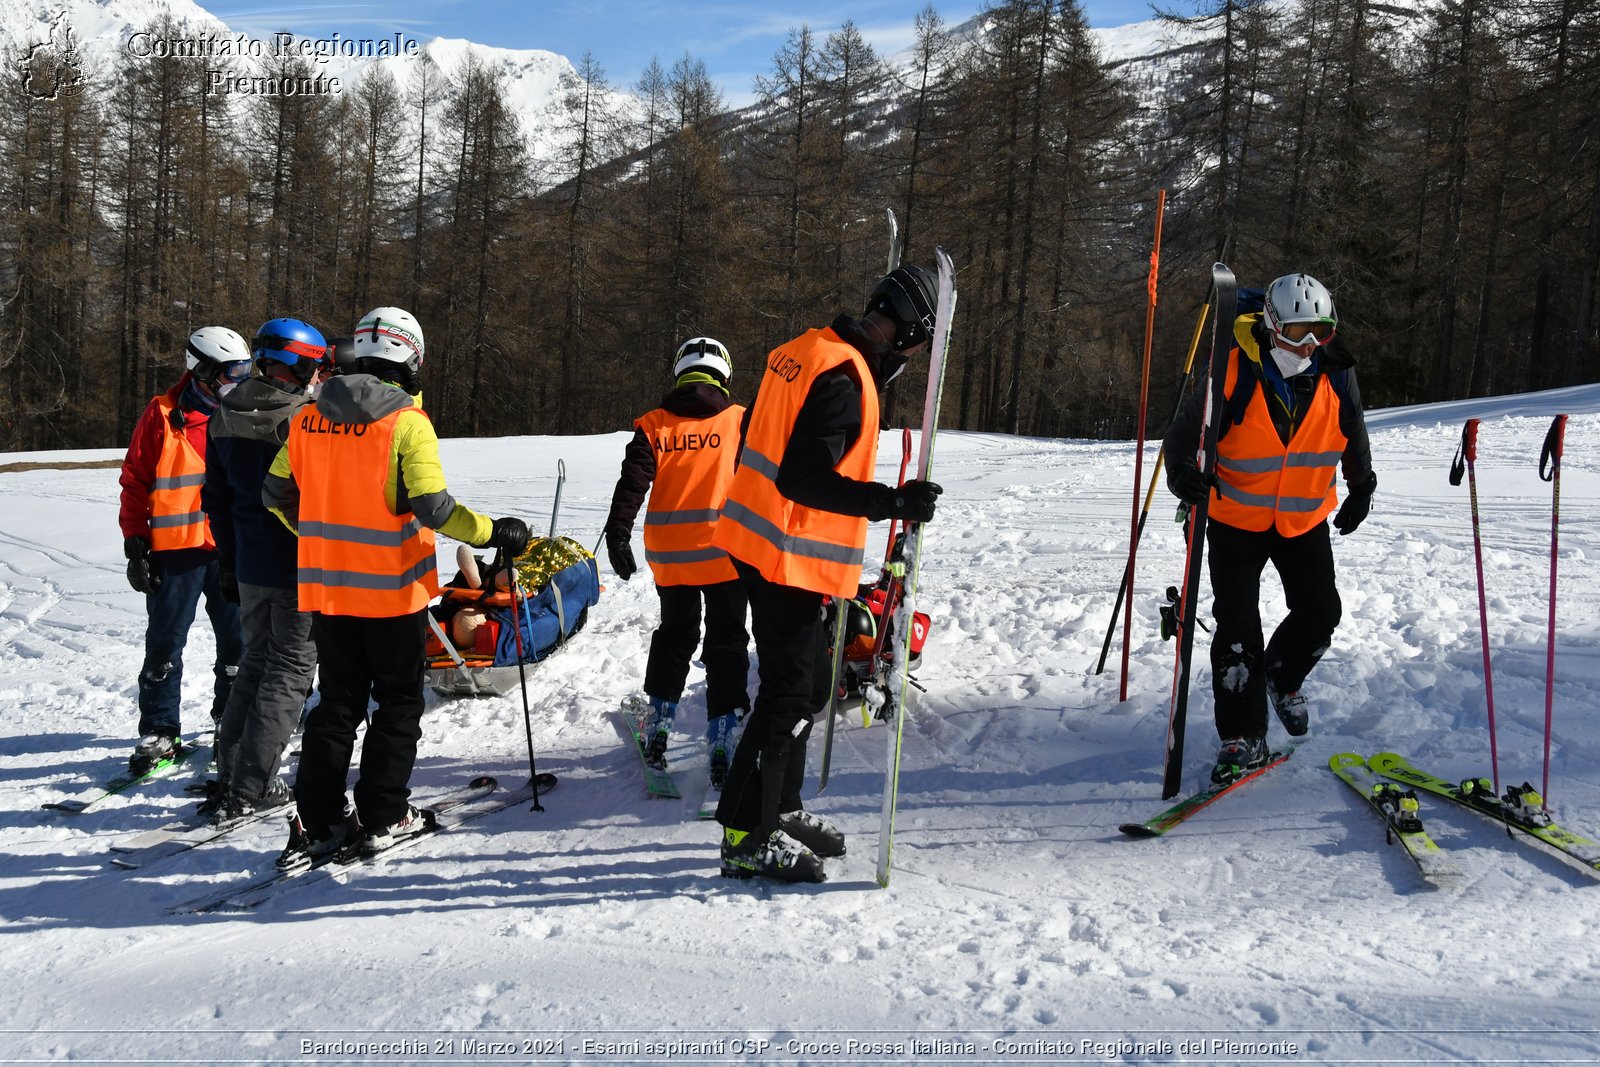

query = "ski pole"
1449;418;1499;793
1538;413;1568;808
1118;188;1166;700
549;459;566;539
502;543;547;811
1093;242;1226;676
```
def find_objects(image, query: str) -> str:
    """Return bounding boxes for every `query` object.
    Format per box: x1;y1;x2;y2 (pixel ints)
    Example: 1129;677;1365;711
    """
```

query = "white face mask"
1270;345;1313;378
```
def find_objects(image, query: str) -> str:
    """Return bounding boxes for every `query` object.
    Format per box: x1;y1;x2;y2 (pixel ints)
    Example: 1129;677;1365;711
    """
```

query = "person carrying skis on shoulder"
200;318;329;823
710;266;944;883
262;306;531;863
1163;272;1376;784
603;337;752;788
118;327;251;773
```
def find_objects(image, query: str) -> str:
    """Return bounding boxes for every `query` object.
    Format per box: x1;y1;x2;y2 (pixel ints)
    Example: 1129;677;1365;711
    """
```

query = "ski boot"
706;711;741;789
359;805;436;856
275;811;357;870
1266;679;1309;737
1211;736;1269;785
720;826;825;883
129;733;178;775
643;697;676;769
778;809;845;858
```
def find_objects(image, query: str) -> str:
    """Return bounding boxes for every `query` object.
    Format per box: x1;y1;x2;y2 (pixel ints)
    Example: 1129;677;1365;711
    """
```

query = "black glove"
218;560;240;604
607;532;637;581
886;479;943;524
485;516;531;555
1333;471;1377;536
1168;464;1214;507
124;535;161;594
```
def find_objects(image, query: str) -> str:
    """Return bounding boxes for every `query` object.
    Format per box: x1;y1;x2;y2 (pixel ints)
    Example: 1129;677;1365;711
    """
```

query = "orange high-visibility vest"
148;395;212;551
1210;350;1346;536
637;403;745;587
712;327;879;597
287;404;439;617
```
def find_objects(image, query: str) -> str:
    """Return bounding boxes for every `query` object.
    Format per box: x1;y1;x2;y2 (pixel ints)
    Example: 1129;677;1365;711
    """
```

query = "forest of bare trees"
1;0;1596;452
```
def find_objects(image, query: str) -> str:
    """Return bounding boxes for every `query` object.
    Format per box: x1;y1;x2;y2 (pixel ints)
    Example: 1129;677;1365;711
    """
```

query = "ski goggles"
194;358;252;387
1271;319;1336;347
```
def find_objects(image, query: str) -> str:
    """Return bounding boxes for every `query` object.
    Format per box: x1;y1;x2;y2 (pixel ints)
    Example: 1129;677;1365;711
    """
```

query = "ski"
1163;262;1236;800
614;696;680;800
1119;747;1294;838
108;801;289;870
820;208;904;794
42;737;210;814
1369;752;1600;878
820;428;914;793
876;245;956;889
1328;753;1464;888
167;774;546;914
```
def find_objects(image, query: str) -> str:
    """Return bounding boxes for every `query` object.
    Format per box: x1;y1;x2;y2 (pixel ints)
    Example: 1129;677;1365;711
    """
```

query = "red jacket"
119;373;213;541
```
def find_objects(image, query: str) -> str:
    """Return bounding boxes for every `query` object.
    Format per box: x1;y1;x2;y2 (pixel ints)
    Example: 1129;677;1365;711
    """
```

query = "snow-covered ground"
2;385;1598;1064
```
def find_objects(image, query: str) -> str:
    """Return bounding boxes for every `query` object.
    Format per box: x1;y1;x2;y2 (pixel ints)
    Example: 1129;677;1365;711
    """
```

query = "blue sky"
209;0;1175;107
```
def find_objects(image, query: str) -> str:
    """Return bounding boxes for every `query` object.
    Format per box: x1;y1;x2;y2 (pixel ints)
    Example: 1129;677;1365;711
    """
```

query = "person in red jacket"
604;338;751;789
118;328;252;772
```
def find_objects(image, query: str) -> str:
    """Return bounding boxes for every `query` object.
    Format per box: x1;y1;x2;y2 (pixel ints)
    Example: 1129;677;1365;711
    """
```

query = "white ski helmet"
352;306;424;363
351;307;425;391
672;337;732;385
185;326;252;385
1264;273;1338;346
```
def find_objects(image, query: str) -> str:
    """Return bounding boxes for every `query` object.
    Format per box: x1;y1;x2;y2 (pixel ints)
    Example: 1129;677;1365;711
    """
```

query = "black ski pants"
294;609;427;835
643;579;751;720
1206;518;1342;741
715;560;832;834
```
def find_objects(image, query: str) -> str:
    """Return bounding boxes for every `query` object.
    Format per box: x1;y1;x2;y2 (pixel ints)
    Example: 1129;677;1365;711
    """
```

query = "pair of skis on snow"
167;773;556;913
1120;744;1600;886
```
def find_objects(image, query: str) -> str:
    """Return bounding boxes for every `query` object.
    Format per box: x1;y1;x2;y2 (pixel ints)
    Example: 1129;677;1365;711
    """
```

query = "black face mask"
875;350;909;386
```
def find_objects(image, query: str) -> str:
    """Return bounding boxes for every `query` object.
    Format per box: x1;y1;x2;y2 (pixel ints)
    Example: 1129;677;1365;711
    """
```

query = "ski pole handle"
1449;418;1479;487
549;459;567;538
1539;414;1567;483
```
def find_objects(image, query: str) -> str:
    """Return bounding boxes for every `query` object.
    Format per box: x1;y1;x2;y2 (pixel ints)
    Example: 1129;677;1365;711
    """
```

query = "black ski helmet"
865;265;938;351
325;336;357;375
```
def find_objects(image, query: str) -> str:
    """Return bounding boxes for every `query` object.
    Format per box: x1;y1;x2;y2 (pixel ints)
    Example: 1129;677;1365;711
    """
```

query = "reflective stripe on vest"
637;404;745;586
149;396;212;551
711;328;879;596
288;403;440;617
1209;351;1346;536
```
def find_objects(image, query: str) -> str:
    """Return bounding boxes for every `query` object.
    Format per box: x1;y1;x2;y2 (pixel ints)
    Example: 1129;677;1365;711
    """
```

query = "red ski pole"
1120;188;1166;701
1449;418;1499;792
1538;413;1568;808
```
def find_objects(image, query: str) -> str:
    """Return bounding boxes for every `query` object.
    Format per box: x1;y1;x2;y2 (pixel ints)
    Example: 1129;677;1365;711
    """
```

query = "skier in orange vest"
263;306;530;863
118;327;252;772
711;266;944;883
604;337;751;788
1164;273;1375;783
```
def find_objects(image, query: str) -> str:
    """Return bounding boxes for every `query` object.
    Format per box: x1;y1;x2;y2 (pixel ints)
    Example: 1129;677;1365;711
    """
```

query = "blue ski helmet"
252;318;328;385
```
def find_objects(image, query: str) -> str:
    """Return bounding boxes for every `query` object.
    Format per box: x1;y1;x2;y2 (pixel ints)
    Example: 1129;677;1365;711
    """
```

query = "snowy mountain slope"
0;385;1597;1061
0;0;609;170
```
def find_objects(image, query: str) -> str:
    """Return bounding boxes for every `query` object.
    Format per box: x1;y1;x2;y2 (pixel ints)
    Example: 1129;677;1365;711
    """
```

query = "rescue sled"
425;536;600;698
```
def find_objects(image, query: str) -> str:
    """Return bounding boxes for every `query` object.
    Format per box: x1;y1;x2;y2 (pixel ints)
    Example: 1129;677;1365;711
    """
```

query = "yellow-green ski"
1329;753;1463;889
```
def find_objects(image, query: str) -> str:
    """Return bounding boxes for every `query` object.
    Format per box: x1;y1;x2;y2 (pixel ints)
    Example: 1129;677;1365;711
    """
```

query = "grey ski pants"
216;583;317;802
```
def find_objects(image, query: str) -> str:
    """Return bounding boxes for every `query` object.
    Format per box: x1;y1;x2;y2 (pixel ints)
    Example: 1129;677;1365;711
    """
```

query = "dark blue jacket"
202;378;309;589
